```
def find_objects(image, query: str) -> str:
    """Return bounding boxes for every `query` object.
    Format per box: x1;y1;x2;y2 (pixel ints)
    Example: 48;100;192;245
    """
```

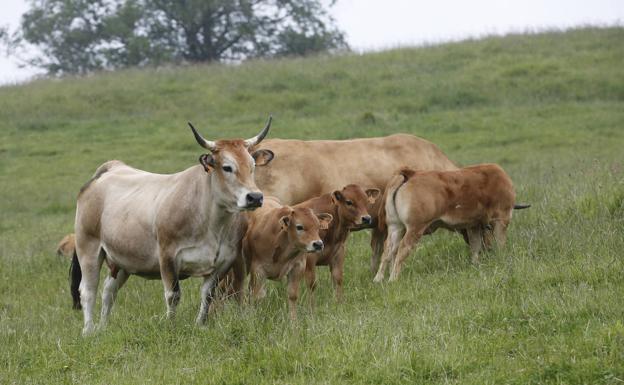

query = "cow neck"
202;167;239;233
272;230;300;263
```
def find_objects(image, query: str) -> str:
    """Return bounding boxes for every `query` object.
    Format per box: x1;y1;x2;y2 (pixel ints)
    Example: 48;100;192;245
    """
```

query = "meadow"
0;27;623;384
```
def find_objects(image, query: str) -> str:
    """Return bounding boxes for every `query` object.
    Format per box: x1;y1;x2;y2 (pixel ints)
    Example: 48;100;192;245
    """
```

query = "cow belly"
177;243;235;278
102;242;160;275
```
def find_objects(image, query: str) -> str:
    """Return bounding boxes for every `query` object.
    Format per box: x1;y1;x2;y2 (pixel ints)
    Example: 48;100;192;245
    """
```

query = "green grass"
1;27;623;384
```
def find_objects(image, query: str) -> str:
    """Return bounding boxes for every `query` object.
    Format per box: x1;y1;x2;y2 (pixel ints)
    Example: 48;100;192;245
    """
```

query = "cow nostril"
362;216;371;224
313;241;323;251
246;192;263;206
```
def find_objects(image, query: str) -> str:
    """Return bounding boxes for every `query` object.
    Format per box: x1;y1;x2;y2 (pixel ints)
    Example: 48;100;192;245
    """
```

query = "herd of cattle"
59;117;529;335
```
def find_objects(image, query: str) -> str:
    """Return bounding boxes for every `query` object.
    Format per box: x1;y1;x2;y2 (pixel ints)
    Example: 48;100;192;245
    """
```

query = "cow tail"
70;250;82;310
513;203;531;210
378;168;414;232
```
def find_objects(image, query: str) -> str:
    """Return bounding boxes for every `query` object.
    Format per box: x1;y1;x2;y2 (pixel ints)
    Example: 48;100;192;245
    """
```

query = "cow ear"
366;188;381;204
199;154;215;172
252;149;274;166
316;213;333;230
331;190;343;204
279;215;290;230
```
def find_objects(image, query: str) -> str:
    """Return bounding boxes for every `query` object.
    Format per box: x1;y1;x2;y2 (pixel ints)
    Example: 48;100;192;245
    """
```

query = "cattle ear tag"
317;213;333;230
366;188;381;204
279;216;290;230
199;154;215;173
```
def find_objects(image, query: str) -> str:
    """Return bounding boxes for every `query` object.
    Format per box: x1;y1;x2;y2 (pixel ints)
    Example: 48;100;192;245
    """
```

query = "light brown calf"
56;233;76;258
373;164;522;282
295;185;379;303
242;197;332;319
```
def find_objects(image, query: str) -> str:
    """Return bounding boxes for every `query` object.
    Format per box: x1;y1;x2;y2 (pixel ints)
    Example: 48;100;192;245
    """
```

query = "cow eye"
222;166;233;173
345;200;353;206
296;224;304;231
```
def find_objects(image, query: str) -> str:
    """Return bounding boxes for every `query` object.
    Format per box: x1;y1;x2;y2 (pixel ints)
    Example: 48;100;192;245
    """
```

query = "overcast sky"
0;0;622;84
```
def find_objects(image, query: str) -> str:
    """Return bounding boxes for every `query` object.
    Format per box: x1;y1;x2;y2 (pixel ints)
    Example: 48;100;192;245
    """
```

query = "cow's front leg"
196;274;218;325
159;251;181;319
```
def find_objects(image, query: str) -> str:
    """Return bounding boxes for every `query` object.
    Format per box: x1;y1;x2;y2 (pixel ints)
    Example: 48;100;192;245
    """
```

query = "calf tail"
69;250;82;310
513;203;531;210
378;168;414;231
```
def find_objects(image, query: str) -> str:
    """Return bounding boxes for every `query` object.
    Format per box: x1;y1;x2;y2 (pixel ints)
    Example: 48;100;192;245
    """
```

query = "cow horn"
244;115;272;147
188;122;217;151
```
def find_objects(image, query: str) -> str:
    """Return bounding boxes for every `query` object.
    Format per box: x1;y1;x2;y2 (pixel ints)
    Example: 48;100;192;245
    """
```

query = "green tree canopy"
12;0;348;75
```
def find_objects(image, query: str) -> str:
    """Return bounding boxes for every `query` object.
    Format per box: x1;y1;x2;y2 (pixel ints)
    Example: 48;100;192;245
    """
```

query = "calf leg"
370;226;387;274
330;245;346;302
287;260;305;321
76;237;104;336
373;225;405;283
249;266;266;301
304;255;317;309
99;269;130;329
493;220;509;249
467;226;483;264
196;274;219;325
389;228;423;282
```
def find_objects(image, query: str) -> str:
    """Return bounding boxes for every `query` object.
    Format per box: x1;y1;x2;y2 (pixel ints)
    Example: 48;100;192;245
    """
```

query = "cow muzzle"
244;192;263;209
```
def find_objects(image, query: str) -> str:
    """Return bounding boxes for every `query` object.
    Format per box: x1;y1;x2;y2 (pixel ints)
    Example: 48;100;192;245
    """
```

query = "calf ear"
199;154;215;172
316;213;333;230
252;149;274;166
279;215;290;230
331;190;343;204
366;188;381;204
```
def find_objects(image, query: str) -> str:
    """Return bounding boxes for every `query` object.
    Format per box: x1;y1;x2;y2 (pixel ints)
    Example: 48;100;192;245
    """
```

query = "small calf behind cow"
295;184;379;303
241;197;332;319
374;164;528;282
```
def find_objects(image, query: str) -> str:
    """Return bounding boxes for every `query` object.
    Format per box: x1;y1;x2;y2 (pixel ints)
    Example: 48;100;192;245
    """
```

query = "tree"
11;0;348;75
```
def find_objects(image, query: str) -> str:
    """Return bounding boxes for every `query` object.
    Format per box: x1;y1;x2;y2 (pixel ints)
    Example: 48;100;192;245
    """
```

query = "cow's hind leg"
373;224;405;283
388;227;423;282
99;269;130;330
75;238;105;335
467;226;484;264
370;226;387;274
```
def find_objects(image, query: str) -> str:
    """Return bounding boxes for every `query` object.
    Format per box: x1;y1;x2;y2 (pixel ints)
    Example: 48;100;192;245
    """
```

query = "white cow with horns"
70;117;275;335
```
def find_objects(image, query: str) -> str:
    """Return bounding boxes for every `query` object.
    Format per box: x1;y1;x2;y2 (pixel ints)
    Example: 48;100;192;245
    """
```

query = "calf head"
280;207;333;253
331;184;381;227
189;117;275;212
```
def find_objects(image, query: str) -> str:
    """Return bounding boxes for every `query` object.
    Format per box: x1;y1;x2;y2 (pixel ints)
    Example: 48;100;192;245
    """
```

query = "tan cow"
241;197;332;320
56;233;76;258
373;164;528;282
252;134;458;271
294;184;380;303
71;117;275;335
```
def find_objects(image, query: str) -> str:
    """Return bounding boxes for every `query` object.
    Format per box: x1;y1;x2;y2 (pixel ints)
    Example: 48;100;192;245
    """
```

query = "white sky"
0;0;622;84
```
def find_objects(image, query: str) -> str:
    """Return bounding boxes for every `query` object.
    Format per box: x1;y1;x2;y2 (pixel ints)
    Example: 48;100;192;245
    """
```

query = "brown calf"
242;197;332;319
373;164;523;282
295;185;380;303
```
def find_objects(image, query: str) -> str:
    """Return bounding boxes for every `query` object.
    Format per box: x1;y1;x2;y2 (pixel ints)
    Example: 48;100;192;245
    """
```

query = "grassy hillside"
1;27;623;384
